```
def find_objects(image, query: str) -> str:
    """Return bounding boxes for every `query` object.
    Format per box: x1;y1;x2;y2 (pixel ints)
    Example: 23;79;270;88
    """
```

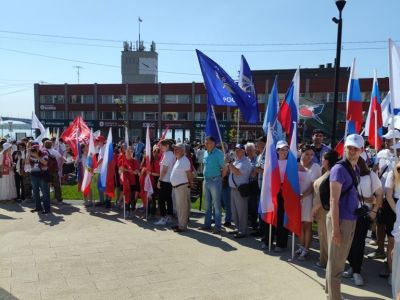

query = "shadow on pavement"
0;287;19;300
38;212;65;226
0;213;19;220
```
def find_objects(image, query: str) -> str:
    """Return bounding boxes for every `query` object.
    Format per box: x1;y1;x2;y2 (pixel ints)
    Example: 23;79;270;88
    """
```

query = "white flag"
389;39;400;113
31;112;46;135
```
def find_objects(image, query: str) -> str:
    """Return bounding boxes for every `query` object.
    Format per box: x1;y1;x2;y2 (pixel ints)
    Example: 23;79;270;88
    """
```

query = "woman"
312;150;339;268
343;157;383;286
263;140;289;251
119;146;139;216
145;145;161;217
0;142;17;201
385;161;400;288
296;144;321;260
154;139;176;226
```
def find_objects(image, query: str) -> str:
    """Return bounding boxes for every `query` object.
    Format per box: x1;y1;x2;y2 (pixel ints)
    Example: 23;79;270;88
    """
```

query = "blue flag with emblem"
205;103;221;143
196;50;259;124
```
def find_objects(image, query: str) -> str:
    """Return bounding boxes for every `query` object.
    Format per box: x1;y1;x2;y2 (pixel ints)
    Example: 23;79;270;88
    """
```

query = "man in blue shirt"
311;129;331;166
201;136;227;234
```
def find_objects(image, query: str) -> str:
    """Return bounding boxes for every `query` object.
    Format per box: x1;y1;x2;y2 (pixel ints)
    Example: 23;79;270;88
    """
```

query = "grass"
61;184;203;210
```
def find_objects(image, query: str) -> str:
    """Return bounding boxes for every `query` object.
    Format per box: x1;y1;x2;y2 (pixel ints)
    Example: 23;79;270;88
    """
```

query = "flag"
381;92;391;127
389;39;400;114
345;59;363;135
54;128;60;153
196;50;259;123
31;112;46;136
205;104;221;143
364;72;383;150
156;126;170;147
124;126;129;146
98;128;115;198
263;76;283;141
281;123;302;236
239;55;256;97
259;125;280;226
61;115;90;158
81;129;98;197
141;125;153;209
76;130;83;191
277;69;300;141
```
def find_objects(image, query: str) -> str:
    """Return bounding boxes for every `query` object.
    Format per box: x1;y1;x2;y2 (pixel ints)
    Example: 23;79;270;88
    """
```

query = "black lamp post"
331;0;346;146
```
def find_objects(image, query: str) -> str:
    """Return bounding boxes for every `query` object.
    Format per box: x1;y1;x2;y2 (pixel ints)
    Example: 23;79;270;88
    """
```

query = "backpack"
46;151;59;174
319;160;358;211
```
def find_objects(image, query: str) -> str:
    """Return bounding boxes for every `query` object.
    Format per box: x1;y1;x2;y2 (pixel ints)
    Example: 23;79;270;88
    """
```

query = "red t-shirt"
119;155;139;185
1;153;11;175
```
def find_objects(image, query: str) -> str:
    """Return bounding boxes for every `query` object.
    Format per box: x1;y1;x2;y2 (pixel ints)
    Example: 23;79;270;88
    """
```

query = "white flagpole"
268;224;272;252
291;233;295;260
123;196;126;220
374;110;378;151
389;39;397;154
236;109;240;144
211;105;225;153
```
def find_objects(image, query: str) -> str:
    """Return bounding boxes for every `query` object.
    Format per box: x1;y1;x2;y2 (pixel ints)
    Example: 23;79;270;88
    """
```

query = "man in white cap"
325;134;363;300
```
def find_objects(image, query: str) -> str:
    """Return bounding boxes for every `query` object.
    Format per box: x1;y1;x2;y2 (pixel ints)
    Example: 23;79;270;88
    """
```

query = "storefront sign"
40;105;57;111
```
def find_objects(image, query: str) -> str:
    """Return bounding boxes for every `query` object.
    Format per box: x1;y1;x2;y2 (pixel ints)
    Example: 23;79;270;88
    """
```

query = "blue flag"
196;50;259;124
263;76;283;141
205;104;221;143
239;55;256;97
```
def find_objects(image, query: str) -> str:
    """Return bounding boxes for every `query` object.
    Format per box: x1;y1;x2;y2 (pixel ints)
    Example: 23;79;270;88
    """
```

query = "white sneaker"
165;216;173;224
342;267;353;278
353;273;364;286
154;217;167;226
297;249;309;261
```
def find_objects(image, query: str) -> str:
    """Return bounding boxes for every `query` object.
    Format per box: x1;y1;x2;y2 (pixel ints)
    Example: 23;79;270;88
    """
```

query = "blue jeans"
31;174;50;212
203;177;222;229
221;185;231;223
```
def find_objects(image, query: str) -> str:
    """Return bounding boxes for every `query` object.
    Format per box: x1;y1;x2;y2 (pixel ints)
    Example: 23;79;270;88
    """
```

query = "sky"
0;0;399;118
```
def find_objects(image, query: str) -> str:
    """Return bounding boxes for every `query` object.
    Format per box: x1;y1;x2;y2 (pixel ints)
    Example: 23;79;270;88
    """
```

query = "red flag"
156;126;170;148
61;116;90;158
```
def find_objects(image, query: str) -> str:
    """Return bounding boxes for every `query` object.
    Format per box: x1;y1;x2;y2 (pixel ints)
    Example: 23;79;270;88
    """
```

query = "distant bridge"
1;117;31;125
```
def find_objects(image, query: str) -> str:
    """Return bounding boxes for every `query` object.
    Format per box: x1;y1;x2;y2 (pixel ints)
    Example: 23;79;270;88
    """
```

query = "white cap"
382;129;400;140
344;134;364;149
1;142;12;152
276;140;289;149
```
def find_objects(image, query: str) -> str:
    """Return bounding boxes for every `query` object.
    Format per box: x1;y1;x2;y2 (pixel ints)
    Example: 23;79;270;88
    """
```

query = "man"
252;136;266;237
201;136;227;234
325;134;363;300
44;140;63;203
245;142;259;230
12;142;27;200
311;129;331;166
26;144;51;214
170;143;194;232
228;144;252;238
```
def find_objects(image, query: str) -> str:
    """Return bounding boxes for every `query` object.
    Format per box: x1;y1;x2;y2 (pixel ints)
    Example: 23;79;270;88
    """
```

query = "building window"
100;95;127;104
40;95;65;104
69;111;95;120
144;112;158;120
70;95;94;104
162;112;190;121
215;112;228;121
257;94;266;103
55;111;65;119
39;111;65;119
99;111;125;120
259;112;265;122
129;95;159;104
164;95;190;104
194;94;207;104
130;112;143;120
194;112;206;121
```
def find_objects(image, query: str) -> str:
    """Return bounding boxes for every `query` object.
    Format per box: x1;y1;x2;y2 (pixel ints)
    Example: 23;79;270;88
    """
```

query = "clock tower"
121;40;158;84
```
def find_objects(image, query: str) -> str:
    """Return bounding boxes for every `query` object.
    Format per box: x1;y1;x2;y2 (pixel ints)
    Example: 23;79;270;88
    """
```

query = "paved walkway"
0;201;392;300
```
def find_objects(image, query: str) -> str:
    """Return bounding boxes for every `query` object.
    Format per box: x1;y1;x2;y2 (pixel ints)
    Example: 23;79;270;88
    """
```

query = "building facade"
34;64;389;143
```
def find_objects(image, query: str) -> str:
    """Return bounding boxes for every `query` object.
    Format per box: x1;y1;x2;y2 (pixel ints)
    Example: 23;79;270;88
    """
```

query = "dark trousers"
149;176;160;215
158;181;173;217
248;192;259;228
347;216;371;274
50;172;62;202
15;173;25;199
264;192;289;248
31;175;50;212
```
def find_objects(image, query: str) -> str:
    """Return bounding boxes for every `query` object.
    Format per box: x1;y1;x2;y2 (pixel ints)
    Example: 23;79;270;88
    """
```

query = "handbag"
232;174;251;197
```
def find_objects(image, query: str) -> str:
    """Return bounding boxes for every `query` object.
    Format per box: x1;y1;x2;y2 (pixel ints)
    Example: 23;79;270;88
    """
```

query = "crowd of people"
0;128;399;300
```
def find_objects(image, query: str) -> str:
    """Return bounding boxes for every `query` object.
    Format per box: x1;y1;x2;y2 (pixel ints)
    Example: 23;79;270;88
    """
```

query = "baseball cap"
172;143;185;150
382;129;400;140
276;140;289;150
344;134;364;149
234;143;245;150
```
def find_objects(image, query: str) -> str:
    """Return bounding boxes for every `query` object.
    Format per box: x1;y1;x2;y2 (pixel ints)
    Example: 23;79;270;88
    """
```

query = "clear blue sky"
0;0;399;118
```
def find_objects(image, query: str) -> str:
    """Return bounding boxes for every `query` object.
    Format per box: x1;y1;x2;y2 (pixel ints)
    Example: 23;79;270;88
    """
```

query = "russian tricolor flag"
281;123;302;236
365;71;383;150
278;69;299;142
98;128;115;198
345;59;363;135
258;124;280;226
81;129;98;197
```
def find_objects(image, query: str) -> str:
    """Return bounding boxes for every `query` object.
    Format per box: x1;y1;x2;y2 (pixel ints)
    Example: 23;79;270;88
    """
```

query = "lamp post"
331;0;346;146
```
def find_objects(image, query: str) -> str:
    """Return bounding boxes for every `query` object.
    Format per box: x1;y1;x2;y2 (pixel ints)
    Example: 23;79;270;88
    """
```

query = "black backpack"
46;150;59;174
319;160;358;211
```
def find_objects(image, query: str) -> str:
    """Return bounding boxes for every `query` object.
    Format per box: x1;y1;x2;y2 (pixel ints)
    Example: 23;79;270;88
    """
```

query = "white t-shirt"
278;160;287;183
385;170;400;199
358;171;382;198
307;163;322;182
160;151;176;183
392;199;400;241
170;155;191;186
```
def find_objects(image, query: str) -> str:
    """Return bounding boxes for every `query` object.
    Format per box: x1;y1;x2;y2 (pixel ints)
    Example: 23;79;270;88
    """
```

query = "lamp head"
335;0;346;12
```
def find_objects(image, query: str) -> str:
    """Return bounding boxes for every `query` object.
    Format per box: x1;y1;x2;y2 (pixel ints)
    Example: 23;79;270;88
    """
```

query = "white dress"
299;163;322;222
0;152;17;201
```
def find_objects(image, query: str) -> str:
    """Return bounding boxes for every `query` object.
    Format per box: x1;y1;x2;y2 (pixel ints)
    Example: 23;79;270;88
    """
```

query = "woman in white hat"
0;142;17;201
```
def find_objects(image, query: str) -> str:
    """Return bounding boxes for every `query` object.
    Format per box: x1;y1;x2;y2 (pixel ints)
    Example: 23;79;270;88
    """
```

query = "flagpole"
389;39;397;157
291;233;295;260
211;105;225;153
236;109;240;144
374;110;378;151
123;195;126;220
268;224;272;252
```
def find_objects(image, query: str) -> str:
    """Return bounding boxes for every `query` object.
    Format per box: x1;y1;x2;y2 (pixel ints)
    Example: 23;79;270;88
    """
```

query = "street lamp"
331;0;346;146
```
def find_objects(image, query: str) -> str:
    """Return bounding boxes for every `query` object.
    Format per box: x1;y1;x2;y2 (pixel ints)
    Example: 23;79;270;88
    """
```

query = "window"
130;112;143;120
70;95;94;104
164;94;190;104
100;111;113;120
144;112;158;120
194;112;206;121
162;112;190;121
99;111;126;120
194;94;207;104
69;111;95;120
100;95;127;104
259;112;265;122
129;95;159;104
40;95;64;104
40;111;65;119
257;94;266;103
